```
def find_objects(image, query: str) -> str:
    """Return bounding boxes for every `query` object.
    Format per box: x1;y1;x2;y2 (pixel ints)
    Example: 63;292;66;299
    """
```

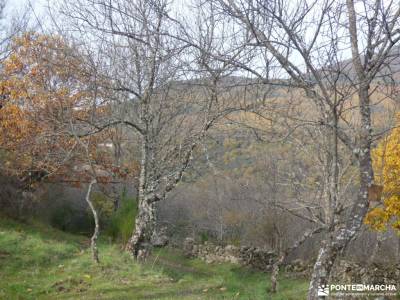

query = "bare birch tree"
57;0;244;260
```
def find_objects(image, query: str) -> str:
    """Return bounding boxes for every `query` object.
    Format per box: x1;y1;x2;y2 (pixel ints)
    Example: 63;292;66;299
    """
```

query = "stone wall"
182;238;400;284
183;238;277;271
331;261;400;285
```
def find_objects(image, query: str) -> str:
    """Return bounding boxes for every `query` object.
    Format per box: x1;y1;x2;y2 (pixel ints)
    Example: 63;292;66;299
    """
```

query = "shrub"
199;231;210;243
106;195;137;244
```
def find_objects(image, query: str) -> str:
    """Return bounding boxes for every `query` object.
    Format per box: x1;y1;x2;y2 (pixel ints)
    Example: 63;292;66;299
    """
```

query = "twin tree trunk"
307;86;374;299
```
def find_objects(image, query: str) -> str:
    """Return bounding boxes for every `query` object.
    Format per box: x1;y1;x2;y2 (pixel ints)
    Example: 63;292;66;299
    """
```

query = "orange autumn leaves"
365;113;400;232
0;33;107;179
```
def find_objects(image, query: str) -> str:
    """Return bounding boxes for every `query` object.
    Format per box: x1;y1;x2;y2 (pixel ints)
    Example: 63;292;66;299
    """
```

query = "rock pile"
182;238;277;271
151;227;169;247
332;260;400;285
239;246;277;271
284;258;311;274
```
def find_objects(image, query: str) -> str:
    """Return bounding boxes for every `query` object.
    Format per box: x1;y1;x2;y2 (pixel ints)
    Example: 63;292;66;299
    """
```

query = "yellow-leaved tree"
365;113;400;231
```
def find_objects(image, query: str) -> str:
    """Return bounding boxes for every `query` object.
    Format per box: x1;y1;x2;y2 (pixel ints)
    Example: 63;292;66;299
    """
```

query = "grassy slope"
0;217;308;300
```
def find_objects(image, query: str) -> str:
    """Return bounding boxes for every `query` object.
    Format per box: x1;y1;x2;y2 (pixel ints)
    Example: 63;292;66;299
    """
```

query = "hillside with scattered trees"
1;0;400;299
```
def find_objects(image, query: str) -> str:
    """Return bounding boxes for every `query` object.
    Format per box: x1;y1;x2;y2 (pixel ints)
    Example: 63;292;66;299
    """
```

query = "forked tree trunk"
308;125;373;299
85;179;100;263
125;196;156;260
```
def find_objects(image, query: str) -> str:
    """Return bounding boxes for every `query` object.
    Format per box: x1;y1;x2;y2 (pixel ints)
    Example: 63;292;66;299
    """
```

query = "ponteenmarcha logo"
317;283;397;297
317;285;329;296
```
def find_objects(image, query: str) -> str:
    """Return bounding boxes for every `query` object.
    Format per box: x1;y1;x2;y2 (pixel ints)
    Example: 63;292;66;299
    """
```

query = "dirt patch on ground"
0;250;10;259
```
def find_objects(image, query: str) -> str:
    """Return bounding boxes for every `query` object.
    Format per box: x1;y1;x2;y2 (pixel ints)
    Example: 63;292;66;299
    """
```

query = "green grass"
0;217;308;299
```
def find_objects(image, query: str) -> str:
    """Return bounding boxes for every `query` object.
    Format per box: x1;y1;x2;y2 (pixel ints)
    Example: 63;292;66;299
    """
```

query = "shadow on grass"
0;216;88;245
0;218;94;278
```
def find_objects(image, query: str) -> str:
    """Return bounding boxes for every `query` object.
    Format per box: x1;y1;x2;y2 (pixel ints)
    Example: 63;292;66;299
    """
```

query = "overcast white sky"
6;0;192;33
7;0;39;14
7;0;191;18
5;0;46;25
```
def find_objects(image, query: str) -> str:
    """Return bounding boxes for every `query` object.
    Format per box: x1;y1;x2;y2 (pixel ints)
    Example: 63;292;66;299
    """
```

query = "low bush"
106;195;137;244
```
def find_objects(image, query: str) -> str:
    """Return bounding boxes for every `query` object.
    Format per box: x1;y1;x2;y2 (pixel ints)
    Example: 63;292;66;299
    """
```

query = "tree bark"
85;179;100;263
307;163;373;299
270;254;285;293
125;196;156;260
308;239;334;300
307;86;374;300
271;227;324;294
307;0;376;294
125;138;156;260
